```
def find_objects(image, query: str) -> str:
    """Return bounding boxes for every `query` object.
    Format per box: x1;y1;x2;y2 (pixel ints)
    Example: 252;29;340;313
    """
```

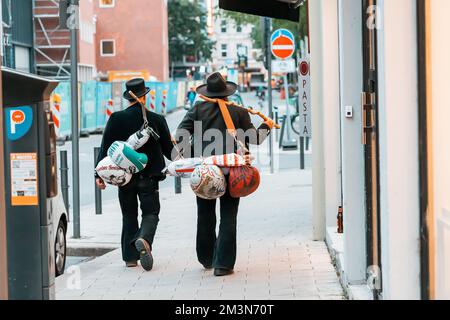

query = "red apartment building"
34;0;97;81
34;0;169;82
94;0;169;81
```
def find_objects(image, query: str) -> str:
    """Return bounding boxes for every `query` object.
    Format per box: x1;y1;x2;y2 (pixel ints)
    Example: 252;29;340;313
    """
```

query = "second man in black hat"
175;72;275;276
95;78;176;271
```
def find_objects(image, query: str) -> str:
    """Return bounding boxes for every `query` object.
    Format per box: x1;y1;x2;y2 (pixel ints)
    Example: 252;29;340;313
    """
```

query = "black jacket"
95;105;174;180
175;101;271;158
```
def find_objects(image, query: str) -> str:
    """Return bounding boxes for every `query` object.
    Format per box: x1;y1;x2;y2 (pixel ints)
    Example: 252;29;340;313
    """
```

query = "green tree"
220;3;308;50
168;0;214;63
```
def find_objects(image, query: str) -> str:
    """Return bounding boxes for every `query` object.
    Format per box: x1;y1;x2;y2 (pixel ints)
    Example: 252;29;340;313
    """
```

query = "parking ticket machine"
2;67;58;300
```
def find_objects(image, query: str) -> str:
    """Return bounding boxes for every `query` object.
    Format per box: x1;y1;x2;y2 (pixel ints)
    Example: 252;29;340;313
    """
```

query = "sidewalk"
57;169;345;300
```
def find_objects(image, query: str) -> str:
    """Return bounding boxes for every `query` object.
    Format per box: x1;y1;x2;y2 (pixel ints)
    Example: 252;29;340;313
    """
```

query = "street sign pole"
265;17;274;174
69;0;80;238
271;28;297;150
283;73;293;141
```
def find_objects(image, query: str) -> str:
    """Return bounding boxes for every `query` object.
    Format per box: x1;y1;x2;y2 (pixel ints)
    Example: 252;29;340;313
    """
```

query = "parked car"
52;188;68;277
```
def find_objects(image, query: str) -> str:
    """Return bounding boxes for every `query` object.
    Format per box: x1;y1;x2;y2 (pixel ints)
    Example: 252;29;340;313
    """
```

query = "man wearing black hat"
175;72;275;276
95;78;175;271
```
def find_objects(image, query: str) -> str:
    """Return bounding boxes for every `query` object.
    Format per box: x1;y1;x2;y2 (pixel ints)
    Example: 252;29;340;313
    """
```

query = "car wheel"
55;219;67;277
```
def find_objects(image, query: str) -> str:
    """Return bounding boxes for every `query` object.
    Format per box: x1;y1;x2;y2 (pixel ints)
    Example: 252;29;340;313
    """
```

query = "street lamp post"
265;17;274;174
69;0;80;238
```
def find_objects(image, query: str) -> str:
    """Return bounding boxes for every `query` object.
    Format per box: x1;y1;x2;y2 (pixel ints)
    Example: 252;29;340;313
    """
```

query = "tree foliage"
168;0;215;63
220;3;308;50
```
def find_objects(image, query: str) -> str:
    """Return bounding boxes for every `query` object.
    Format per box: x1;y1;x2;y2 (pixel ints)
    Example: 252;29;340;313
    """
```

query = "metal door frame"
361;0;382;299
417;0;434;300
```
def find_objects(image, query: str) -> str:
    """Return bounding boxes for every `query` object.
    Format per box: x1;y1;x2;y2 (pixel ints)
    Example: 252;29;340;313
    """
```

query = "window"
14;46;30;73
237;45;247;57
221;44;227;57
221;20;227;33
100;40;115;56
236;25;242;33
99;0;115;8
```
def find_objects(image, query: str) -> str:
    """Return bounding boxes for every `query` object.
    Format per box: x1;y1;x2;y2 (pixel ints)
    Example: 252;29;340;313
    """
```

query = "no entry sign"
271;29;295;60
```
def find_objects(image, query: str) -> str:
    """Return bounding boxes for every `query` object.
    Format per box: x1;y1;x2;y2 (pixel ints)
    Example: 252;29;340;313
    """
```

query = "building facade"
94;0;169;81
2;0;34;73
34;0;96;81
309;0;449;300
209;0;263;72
219;0;450;300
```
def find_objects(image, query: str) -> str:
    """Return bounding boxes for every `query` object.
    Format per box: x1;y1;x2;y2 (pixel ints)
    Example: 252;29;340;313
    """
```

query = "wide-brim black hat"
123;78;150;100
196;72;237;98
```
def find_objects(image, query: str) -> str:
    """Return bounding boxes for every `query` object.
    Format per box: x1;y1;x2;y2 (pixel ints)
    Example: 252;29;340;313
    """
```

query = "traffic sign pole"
70;0;81;239
265;18;274;174
271;28;298;150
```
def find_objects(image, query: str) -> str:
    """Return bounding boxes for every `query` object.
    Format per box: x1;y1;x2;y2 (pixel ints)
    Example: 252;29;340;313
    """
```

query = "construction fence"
51;80;203;139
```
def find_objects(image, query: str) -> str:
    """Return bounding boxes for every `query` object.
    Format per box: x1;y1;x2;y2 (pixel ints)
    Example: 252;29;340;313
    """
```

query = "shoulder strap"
216;99;249;155
217;99;236;137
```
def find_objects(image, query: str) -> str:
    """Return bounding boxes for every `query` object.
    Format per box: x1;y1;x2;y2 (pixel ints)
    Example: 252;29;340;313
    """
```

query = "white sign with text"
272;59;296;74
298;58;312;138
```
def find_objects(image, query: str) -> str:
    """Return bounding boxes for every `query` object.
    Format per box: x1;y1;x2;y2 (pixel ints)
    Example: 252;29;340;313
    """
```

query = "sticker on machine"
10;153;39;206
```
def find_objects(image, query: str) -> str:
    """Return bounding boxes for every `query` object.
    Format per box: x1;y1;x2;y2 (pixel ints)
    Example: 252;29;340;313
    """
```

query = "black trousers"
118;174;160;262
196;186;240;270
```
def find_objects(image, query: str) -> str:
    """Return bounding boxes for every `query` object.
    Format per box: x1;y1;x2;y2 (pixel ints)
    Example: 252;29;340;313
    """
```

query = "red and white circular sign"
299;61;310;76
271;29;295;60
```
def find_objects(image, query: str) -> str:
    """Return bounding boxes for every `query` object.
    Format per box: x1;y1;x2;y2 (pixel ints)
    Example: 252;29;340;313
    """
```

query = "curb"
67;245;117;257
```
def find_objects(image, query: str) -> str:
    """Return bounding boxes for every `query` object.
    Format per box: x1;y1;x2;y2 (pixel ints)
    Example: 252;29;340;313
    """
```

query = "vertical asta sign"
299;58;312;138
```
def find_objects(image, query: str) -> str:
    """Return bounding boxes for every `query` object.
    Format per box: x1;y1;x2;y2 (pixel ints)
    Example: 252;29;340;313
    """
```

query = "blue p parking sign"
5;106;33;141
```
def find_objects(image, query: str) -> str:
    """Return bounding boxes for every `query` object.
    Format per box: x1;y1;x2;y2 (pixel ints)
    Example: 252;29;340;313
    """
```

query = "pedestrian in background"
186;86;197;108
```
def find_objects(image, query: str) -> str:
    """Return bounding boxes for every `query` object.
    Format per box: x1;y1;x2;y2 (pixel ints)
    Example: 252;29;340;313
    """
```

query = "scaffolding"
34;0;71;79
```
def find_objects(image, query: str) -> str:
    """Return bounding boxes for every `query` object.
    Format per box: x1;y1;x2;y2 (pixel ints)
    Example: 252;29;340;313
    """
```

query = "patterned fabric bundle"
108;141;148;174
190;164;227;200
166;158;203;178
96;128;151;186
95;157;132;187
202;153;246;167
126;126;152;150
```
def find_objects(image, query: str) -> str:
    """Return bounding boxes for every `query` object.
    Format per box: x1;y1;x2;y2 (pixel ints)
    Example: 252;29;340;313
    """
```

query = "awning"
219;0;300;22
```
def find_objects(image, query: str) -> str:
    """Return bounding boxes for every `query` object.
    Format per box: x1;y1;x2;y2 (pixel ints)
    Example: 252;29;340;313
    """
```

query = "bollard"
175;177;182;194
300;137;305;170
278;115;287;149
94;147;102;215
274;107;279;142
60;150;70;221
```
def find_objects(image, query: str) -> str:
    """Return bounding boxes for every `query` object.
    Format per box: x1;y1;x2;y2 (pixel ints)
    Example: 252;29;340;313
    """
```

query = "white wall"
429;0;450;300
309;0;326;240
377;0;421;300
338;0;367;284
322;0;342;229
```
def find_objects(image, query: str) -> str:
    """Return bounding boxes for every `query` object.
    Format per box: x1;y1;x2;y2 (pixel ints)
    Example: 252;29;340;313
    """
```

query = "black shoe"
203;264;213;270
125;261;138;268
135;238;153;271
214;268;234;277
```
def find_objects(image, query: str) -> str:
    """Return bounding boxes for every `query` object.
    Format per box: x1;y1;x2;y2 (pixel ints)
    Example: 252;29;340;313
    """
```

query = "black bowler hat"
196;72;237;98
123;78;150;100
